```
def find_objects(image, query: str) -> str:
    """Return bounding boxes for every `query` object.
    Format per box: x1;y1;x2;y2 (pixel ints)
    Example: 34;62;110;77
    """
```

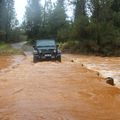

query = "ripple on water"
87;63;120;87
77;56;120;88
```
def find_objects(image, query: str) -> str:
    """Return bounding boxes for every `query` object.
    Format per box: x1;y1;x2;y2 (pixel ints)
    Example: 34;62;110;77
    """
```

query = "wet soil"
0;54;120;120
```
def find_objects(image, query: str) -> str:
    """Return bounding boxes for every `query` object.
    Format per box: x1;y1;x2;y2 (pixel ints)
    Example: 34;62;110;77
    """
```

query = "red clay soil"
0;55;120;120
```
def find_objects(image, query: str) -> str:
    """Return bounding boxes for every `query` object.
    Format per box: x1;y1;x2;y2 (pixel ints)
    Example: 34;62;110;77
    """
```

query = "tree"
0;0;17;41
111;0;120;27
41;0;54;38
25;0;42;39
89;0;114;45
111;0;120;12
24;0;67;40
71;0;89;40
50;0;67;38
5;0;17;40
86;0;120;55
74;0;86;21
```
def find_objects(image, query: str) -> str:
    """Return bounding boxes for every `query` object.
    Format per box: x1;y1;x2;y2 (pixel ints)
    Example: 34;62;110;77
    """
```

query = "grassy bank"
0;43;23;55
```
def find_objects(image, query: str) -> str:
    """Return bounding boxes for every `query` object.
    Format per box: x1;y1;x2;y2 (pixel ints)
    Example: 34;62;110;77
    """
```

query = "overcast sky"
15;0;27;23
15;0;73;24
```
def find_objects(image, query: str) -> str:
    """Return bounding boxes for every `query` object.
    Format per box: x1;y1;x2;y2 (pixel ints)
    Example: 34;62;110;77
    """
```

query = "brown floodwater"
70;55;120;87
0;56;11;69
0;54;120;120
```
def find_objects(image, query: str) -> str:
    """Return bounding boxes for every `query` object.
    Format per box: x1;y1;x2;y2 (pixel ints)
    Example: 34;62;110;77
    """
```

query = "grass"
0;43;23;55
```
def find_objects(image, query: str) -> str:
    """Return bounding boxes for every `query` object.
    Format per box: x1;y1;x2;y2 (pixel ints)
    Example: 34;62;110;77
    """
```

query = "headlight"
39;50;42;53
33;50;38;54
57;49;61;53
54;49;56;53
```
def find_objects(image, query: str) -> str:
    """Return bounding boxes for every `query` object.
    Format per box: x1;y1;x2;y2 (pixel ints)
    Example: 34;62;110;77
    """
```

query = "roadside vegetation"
0;0;120;56
0;42;23;55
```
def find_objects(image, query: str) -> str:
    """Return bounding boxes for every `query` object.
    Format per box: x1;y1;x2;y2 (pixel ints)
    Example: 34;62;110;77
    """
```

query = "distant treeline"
0;0;20;42
0;0;120;56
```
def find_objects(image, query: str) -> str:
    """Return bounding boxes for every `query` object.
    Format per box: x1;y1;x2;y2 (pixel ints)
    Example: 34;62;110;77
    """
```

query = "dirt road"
0;54;120;120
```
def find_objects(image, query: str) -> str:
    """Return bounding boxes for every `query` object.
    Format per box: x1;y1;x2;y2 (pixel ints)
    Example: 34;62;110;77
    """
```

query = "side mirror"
33;45;37;50
33;45;36;49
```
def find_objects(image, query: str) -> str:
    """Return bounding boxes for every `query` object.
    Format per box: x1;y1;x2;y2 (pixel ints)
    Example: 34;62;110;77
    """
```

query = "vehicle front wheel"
57;56;61;62
33;56;38;63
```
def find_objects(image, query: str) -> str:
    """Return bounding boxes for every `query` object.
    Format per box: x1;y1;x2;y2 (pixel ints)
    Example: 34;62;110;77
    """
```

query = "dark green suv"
33;39;61;62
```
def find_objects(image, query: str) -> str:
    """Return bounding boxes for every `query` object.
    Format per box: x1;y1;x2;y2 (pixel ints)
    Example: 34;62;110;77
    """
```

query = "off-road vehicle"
33;39;61;62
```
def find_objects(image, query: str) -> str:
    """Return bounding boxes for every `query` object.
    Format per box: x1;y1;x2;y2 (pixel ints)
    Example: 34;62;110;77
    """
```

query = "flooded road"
71;55;120;87
0;56;11;69
0;54;120;120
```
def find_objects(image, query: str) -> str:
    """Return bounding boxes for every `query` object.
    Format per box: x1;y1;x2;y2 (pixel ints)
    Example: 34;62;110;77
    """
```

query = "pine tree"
0;0;17;41
0;0;3;30
74;0;86;21
25;0;42;39
50;0;66;38
111;0;120;12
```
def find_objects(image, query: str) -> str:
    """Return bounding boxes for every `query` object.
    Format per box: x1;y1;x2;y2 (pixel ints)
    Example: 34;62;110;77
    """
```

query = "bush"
0;43;23;55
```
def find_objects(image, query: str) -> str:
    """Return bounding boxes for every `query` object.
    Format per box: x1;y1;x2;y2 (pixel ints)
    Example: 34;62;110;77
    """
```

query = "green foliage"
0;43;23;55
74;0;86;20
72;16;90;39
24;0;66;41
113;12;120;27
60;0;120;56
61;40;81;53
0;0;118;56
57;22;72;41
0;0;18;42
24;0;42;39
111;0;120;12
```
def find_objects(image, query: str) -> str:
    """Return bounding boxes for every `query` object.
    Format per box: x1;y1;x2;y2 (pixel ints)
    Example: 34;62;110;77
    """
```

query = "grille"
40;49;54;54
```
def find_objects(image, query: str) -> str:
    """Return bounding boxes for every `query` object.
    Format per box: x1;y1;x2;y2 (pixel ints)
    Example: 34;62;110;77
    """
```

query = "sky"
15;0;27;23
15;0;73;24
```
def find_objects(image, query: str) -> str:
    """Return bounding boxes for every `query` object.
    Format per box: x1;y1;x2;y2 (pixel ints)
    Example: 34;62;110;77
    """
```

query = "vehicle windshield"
36;40;56;47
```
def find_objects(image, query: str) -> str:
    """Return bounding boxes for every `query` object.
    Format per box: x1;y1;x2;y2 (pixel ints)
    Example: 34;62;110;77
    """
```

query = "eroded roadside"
0;54;120;120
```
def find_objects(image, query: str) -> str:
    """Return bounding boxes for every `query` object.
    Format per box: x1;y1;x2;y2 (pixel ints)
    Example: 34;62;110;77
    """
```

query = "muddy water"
71;55;120;87
0;55;120;120
0;56;11;69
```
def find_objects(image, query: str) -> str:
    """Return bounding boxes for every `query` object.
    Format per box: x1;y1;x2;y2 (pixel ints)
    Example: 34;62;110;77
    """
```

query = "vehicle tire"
33;56;38;63
57;56;61;62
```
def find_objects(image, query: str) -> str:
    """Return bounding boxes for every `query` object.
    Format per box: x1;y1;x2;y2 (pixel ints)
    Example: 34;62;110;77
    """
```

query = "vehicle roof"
36;39;55;41
36;39;56;46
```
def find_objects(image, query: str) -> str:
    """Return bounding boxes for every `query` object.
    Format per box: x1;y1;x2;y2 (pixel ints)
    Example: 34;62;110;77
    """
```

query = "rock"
81;64;84;67
70;60;74;62
105;77;114;86
96;72;100;76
